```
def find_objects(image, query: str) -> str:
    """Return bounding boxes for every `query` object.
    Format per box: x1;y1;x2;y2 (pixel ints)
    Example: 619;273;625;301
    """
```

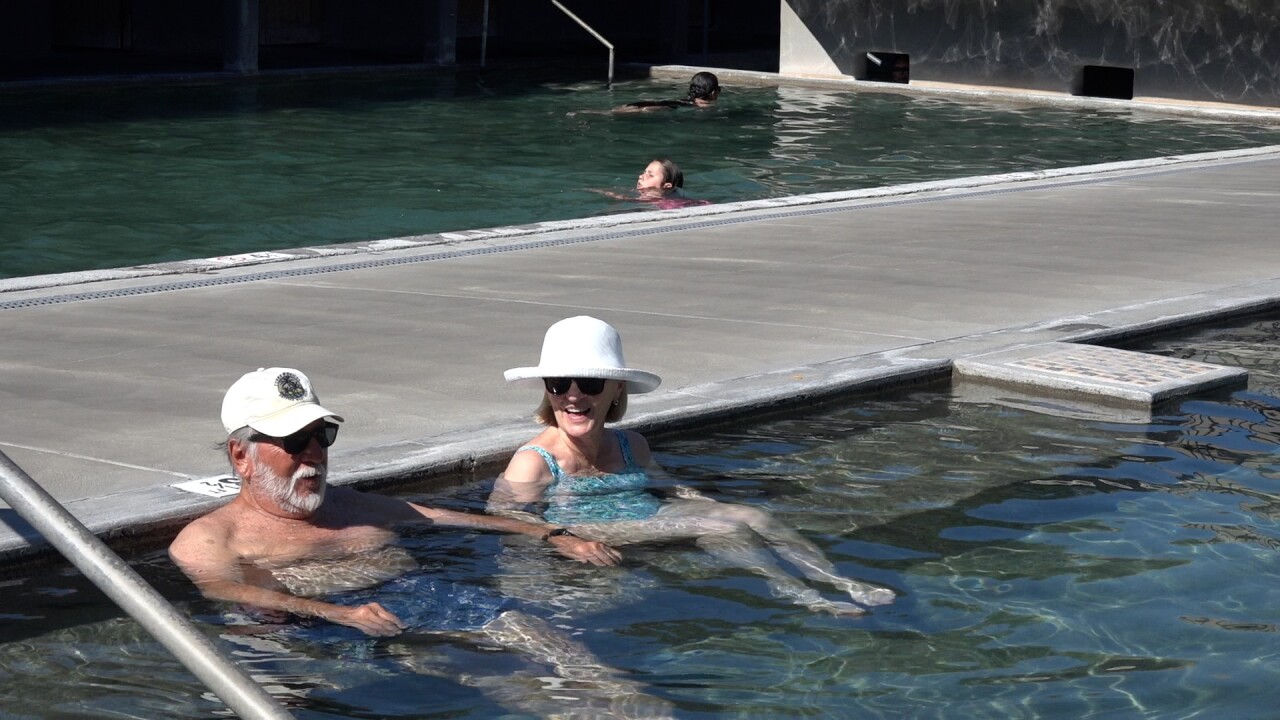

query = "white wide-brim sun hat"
504;315;662;394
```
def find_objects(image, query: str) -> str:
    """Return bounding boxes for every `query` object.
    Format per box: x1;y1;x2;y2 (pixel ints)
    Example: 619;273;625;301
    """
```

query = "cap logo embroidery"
275;372;307;400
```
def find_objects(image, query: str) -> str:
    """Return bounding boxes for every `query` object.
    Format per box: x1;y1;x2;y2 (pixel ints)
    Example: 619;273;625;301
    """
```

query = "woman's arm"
487;448;554;515
461;449;621;565
586;187;637;201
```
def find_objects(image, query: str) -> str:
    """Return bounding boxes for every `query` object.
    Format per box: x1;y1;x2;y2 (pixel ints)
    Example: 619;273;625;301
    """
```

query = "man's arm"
168;519;405;637
408;500;622;567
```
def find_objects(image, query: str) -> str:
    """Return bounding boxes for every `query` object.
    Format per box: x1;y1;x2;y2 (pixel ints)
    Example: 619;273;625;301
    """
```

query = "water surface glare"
4;70;1280;278
2;316;1279;717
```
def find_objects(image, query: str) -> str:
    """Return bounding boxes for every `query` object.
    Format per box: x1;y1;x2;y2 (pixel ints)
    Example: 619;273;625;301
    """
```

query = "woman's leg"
573;510;868;616
654;500;895;607
480;610;675;719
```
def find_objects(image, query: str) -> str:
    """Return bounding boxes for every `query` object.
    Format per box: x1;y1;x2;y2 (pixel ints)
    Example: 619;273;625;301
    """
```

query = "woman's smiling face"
548;378;623;436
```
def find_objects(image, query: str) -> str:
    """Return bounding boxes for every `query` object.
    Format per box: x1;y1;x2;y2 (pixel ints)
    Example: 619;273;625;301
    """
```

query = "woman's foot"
837;581;896;607
804;598;867;617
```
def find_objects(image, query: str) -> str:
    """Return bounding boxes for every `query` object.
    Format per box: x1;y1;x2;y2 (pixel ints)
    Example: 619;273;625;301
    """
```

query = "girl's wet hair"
653;158;684;188
686;72;720;102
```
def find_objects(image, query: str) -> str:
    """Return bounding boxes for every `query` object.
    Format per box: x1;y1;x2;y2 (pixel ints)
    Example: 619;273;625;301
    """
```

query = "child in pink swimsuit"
595;158;711;209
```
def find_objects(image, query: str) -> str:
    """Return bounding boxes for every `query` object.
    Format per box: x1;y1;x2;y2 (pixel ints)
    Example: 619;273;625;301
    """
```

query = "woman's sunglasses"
544;377;607;396
254;422;340;455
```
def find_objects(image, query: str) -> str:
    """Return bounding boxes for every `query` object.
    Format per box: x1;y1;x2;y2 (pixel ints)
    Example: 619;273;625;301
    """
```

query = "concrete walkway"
2;145;1279;559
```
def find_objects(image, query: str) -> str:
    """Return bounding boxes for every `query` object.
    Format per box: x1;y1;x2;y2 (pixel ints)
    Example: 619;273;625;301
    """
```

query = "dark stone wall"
323;0;427;55
0;1;781;79
129;0;222;55
786;0;1280;107
0;4;52;59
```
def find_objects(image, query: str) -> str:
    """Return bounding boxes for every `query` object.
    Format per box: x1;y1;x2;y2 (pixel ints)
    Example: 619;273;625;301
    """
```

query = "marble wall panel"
783;0;1280;106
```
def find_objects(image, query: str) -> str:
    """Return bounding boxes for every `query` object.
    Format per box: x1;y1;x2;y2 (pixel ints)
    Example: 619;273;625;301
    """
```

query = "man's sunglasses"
543;377;608;396
254;422;339;455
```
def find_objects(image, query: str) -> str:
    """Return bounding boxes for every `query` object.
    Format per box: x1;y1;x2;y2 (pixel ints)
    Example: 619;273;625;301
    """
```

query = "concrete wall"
780;0;1280;107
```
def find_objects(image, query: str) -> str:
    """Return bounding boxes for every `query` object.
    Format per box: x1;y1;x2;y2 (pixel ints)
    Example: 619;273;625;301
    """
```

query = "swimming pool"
4;68;1280;280
1;314;1277;718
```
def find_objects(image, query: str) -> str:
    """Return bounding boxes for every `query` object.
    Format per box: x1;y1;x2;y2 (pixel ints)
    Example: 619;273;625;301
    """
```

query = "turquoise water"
4;69;1280;279
1;315;1278;717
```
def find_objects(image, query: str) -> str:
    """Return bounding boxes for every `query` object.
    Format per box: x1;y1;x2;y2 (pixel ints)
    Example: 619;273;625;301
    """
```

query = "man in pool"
615;71;720;112
169;367;668;718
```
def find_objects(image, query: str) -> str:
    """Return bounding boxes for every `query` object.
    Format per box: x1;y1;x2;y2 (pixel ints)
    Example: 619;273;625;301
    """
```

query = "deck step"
953;342;1247;408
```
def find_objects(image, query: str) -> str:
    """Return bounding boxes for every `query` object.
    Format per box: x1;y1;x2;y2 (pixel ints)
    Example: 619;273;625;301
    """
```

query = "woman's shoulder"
506;436;560;481
614;428;647;443
614;429;653;462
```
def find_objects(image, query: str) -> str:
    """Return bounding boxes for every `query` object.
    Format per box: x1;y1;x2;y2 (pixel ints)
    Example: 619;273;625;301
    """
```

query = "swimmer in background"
614;71;721;113
594;158;712;210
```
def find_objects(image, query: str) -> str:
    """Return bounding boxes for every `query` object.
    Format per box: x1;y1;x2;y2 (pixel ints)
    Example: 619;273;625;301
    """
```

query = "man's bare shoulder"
168;500;246;569
174;500;239;541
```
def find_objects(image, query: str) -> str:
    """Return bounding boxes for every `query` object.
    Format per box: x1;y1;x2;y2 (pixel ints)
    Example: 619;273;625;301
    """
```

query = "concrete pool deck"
2;144;1280;561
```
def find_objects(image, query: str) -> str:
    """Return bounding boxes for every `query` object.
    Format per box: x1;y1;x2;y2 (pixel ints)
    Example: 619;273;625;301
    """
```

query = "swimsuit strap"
517;445;565;481
612;429;638;469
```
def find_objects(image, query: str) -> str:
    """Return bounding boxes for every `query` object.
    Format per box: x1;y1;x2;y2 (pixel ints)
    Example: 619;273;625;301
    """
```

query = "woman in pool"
488;315;896;617
614;71;720;113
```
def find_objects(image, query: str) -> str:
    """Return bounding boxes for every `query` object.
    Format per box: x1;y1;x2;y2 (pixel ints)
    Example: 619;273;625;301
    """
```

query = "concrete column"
223;0;259;74
778;0;841;77
426;0;458;66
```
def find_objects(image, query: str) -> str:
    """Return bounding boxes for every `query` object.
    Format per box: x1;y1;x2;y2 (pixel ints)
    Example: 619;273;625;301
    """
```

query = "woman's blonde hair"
535;382;628;426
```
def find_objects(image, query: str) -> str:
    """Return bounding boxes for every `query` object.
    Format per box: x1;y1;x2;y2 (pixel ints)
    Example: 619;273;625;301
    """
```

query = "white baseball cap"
221;367;344;436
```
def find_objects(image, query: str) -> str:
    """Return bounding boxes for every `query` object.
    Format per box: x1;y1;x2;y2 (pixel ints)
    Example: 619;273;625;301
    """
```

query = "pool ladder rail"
479;0;615;88
0;449;294;720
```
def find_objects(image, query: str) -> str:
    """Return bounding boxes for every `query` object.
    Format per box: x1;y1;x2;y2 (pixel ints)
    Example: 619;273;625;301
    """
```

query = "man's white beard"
254;462;327;514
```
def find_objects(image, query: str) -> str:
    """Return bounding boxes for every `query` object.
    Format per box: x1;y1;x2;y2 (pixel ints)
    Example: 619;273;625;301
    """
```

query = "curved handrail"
0;450;292;720
550;0;615;88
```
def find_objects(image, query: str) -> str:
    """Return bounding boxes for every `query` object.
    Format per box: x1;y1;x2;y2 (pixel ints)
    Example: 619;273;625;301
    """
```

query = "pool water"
4;69;1280;279
1;315;1278;718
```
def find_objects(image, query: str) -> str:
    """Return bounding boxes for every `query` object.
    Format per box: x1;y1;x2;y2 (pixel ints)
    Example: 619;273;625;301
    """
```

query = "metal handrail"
477;1;614;87
550;0;615;88
0;450;292;720
480;0;490;69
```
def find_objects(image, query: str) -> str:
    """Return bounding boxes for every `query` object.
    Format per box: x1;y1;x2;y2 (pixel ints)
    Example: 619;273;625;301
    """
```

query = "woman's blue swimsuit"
520;430;660;525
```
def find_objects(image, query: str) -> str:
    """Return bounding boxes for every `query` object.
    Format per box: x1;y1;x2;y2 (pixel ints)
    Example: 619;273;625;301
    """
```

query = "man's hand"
550;535;622;566
330;602;407;637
